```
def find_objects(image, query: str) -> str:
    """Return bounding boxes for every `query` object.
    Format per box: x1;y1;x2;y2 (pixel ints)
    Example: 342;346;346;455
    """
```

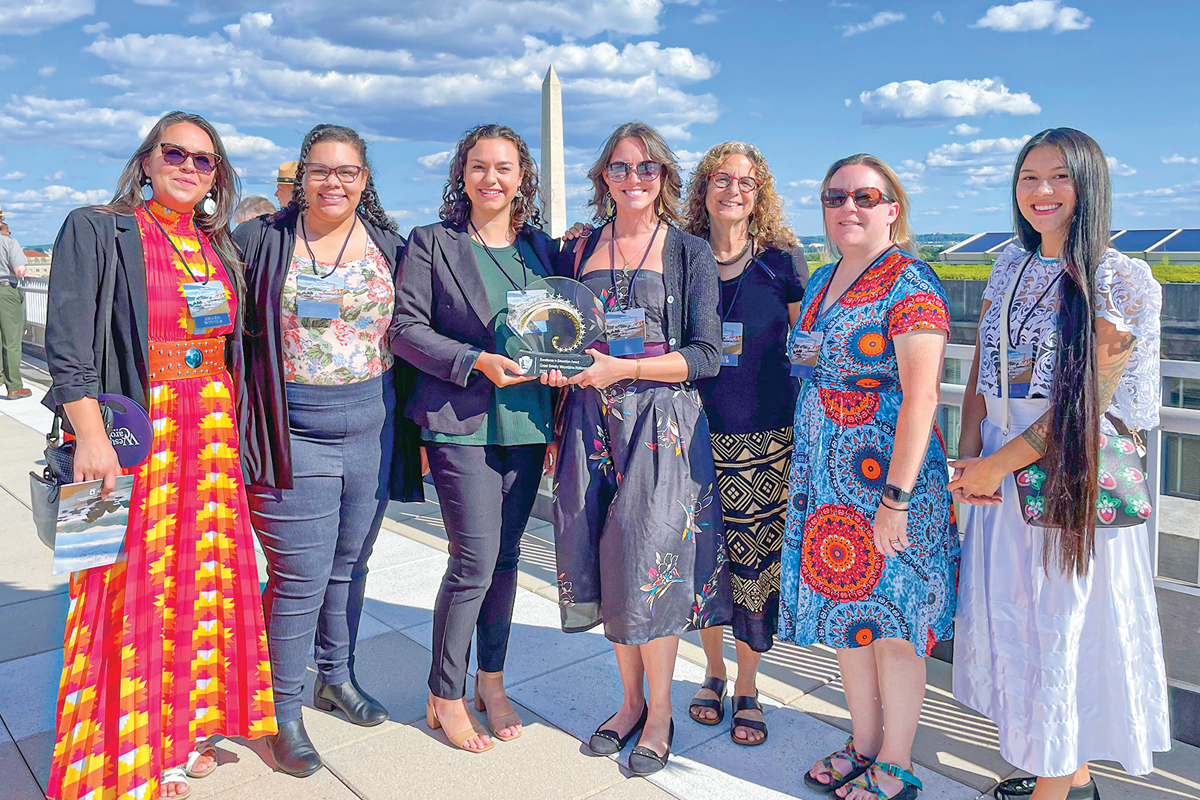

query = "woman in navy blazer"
391;124;559;753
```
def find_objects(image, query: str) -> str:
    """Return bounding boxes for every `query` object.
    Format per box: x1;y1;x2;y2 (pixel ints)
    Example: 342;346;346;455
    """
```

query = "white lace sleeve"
982;243;1025;306
1095;249;1162;431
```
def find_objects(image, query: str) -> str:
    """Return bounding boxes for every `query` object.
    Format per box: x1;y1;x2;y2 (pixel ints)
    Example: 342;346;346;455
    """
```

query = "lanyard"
147;207;211;284
1007;250;1064;348
469;220;528;291
300;215;357;280
806;244;897;331
609;219;662;311
719;241;757;324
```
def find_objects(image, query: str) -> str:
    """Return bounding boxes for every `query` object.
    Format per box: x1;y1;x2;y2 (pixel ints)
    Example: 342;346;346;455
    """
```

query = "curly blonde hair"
586;121;683;227
683;142;798;251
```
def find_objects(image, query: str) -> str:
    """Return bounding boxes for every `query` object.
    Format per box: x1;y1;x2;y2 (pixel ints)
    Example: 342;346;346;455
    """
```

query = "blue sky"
1;0;1197;245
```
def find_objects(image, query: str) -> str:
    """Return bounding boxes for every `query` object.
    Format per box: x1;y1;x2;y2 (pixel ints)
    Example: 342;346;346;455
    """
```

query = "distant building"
22;248;51;278
943;229;1200;265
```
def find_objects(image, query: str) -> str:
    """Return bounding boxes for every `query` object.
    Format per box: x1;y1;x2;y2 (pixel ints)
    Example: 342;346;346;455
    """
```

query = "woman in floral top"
234;124;423;777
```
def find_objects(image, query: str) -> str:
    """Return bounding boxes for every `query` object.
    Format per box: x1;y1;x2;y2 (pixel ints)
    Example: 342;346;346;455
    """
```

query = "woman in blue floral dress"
781;155;959;800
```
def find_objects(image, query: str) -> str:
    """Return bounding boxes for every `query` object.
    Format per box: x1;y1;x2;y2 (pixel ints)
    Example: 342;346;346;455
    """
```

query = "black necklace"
714;238;751;266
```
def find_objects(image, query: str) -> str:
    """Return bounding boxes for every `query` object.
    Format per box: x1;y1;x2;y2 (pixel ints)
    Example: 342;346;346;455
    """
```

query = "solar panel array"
942;228;1200;263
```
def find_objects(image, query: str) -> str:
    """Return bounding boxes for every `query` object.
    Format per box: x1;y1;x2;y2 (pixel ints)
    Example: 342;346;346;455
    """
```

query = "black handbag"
29;254;118;549
998;259;1152;529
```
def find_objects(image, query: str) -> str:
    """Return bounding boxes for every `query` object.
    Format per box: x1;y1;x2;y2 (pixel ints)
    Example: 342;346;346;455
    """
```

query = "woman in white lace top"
948;128;1170;800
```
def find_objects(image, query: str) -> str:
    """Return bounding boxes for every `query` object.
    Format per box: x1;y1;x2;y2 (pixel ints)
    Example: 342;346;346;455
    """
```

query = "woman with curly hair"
234;124;425;776
682;142;808;747
545;121;732;775
391;124;558;753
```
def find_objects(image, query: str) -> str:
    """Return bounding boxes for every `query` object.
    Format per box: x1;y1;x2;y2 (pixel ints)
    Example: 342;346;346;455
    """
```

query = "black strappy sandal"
729;694;768;746
628;719;674;776
688;676;727;726
588;704;648;756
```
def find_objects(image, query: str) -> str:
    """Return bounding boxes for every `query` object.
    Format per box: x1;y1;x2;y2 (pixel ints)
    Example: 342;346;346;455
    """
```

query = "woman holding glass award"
391;124;559;753
545;121;731;776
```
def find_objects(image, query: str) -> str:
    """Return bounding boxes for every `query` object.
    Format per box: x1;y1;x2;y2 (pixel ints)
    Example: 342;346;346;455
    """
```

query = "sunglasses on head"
710;172;760;193
820;187;894;209
605;160;663;182
160;143;221;174
304;163;365;182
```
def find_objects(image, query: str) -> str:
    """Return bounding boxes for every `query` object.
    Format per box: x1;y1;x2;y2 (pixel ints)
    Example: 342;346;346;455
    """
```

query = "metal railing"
940;342;1200;596
18;278;48;352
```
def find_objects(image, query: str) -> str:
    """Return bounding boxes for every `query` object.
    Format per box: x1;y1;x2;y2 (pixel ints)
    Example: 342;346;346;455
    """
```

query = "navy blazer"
233;206;424;501
390;220;560;436
44;206;246;418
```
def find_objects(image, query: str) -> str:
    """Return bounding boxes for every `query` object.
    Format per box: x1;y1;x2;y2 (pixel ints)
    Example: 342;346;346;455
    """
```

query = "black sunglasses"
820;187;894;209
605;161;663;182
160;143;221;174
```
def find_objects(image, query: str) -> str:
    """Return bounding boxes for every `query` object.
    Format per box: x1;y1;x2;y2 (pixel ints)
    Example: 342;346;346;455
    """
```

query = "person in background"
234;195;276;226
683;142;807;747
44;110;276;800
391;123;558;754
547;121;731;776
275;160;298;207
785;154;958;800
235;124;424;777
949;128;1169;800
0;219;30;399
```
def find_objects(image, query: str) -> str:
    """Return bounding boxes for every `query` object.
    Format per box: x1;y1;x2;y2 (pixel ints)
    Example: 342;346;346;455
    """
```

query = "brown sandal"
474;669;523;741
426;695;495;753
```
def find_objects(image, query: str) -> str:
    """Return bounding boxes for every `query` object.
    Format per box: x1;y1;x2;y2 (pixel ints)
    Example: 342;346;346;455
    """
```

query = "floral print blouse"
281;236;395;385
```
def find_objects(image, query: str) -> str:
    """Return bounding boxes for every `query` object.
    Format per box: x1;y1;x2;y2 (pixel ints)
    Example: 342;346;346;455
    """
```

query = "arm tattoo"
1096;332;1136;411
1022;419;1049;454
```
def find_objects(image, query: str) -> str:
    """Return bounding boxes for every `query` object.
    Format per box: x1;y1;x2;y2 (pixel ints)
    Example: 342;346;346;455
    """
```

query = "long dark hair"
586;121;683;227
290;124;397;233
439;124;543;235
1011;128;1111;578
105;110;243;290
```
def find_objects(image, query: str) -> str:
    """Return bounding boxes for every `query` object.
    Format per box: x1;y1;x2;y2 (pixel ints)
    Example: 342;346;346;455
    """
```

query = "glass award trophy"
506;277;606;377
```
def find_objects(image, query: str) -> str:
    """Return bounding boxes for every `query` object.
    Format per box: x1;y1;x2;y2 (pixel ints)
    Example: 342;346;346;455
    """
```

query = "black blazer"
390;220;560;436
43;206;246;417
233;207;424;501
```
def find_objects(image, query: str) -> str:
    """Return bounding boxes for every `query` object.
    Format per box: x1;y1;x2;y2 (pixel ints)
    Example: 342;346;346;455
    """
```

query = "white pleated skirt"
952;397;1171;778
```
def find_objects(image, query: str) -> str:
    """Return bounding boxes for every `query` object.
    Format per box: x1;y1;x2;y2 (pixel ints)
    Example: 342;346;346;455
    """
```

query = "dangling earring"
514;189;523;200
656;197;664;216
749;214;759;238
140;176;153;202
198;191;217;216
605;191;615;218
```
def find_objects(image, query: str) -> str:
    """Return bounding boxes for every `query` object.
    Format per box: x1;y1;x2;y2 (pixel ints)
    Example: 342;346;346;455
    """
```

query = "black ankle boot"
269;719;322;777
314;678;389;727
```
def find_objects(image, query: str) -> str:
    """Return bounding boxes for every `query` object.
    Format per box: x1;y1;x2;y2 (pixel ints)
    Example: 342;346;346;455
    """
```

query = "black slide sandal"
688;676;727;726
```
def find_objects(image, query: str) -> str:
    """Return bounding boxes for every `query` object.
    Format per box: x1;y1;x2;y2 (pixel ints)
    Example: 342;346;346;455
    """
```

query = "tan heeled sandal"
426;695;495;753
473;670;523;741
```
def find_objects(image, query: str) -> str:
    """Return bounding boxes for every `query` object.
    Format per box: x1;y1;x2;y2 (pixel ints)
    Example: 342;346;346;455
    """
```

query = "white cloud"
132;0;173;5
675;149;704;170
694;11;718;23
0;0;94;35
0;55;13;68
2;172;24;180
789;179;822;188
44;171;66;180
859;78;1040;126
81;21;107;33
950;123;981;135
844;98;852;107
38;65;55;77
1163;154;1200;165
1106;156;1136;177
841;11;905;36
9;185;109;204
932;11;945;23
973;1;1092;33
418;151;453;170
926;135;1032;169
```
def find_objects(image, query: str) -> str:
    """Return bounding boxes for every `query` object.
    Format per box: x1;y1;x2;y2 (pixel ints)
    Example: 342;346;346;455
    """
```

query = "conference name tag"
721;322;744;367
181;282;231;334
789;330;824;378
605;308;646;356
995;344;1035;398
296;273;345;320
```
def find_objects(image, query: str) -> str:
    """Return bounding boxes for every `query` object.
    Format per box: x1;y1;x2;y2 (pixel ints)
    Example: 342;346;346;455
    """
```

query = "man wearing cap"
275;161;298;207
0;220;30;399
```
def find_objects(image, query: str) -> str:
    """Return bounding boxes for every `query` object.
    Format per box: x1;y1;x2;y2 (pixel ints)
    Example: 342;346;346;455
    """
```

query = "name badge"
721;321;744;367
605;308;646;356
296;273;345;320
507;289;549;332
181;281;231;334
995;344;1036;398
789;330;824;378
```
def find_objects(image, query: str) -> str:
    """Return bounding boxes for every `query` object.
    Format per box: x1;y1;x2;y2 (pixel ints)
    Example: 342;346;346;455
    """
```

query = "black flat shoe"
588;705;648;756
995;777;1099;800
314;677;389;726
628;719;674;776
688;676;727;726
268;719;322;777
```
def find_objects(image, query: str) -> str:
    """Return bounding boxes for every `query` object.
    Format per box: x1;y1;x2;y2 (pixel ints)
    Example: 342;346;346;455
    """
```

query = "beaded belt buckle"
148;337;225;381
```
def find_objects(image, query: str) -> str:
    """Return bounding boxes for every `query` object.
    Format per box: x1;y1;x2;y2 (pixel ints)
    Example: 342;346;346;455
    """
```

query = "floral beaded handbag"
998;264;1152;528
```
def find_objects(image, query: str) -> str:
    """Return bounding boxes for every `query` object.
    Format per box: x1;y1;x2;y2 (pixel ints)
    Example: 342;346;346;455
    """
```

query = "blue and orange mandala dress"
778;249;960;656
47;201;276;800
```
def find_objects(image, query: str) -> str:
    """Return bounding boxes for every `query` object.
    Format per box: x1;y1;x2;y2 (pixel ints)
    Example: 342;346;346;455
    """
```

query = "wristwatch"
882;484;912;504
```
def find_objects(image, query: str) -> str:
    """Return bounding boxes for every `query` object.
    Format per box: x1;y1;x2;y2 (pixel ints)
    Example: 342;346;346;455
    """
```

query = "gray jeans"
249;373;395;723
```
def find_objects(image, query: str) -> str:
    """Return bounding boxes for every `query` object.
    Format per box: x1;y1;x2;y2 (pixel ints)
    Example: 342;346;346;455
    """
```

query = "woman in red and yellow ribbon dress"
43;111;276;800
